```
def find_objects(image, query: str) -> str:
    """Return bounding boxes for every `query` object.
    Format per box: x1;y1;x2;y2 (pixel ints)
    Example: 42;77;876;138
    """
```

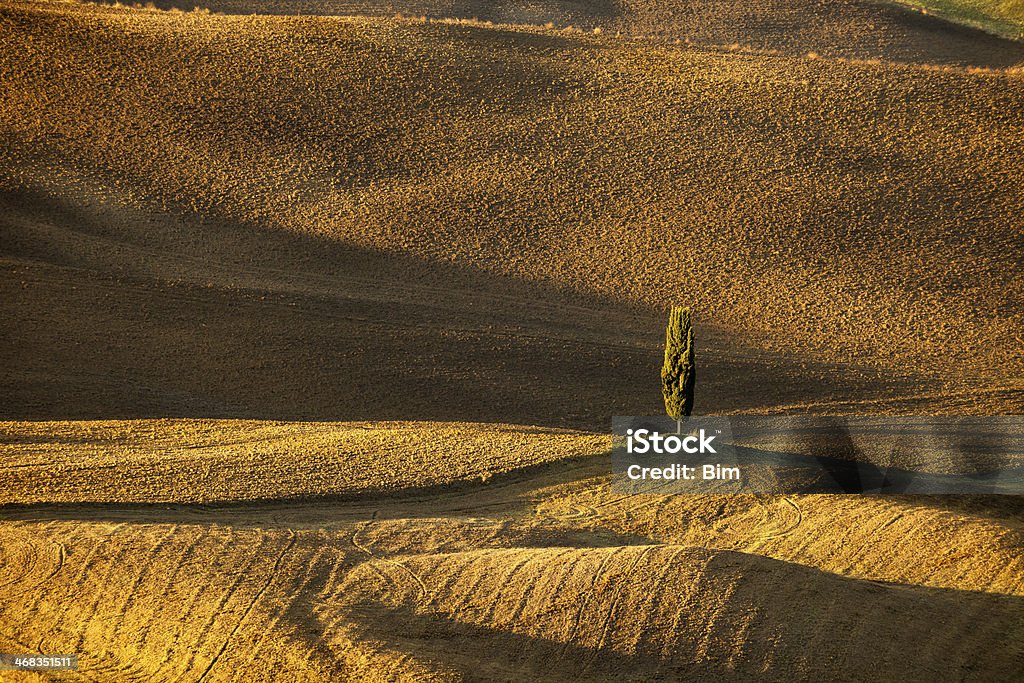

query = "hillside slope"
136;0;1024;66
2;2;1023;423
2;470;1022;681
2;3;1023;681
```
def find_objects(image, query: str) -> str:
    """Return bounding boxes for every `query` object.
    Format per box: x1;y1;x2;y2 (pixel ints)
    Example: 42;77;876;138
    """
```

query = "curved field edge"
0;420;608;504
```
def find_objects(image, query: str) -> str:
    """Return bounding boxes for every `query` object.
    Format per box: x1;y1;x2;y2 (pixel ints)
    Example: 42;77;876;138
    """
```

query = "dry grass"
894;0;1024;39
339;544;1022;679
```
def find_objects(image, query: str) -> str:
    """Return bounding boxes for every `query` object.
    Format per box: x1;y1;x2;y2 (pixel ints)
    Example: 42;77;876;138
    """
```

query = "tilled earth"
1;1;1022;680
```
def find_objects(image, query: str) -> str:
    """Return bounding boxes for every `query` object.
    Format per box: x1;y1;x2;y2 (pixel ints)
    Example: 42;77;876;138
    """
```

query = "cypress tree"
661;306;695;433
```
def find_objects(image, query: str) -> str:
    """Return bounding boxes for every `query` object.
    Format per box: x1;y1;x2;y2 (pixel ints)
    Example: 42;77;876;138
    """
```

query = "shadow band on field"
732;416;1024;494
0;185;906;431
729;446;1024;495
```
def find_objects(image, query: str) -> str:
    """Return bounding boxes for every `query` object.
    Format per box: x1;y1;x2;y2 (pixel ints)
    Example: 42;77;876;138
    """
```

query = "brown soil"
1;1;1022;680
3;3;1023;424
140;0;1024;66
1;454;1022;680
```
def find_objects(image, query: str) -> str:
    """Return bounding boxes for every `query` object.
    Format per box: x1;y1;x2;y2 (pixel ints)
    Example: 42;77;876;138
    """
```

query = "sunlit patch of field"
0;420;606;503
1;451;1022;680
337;544;1022;680
539;487;1024;595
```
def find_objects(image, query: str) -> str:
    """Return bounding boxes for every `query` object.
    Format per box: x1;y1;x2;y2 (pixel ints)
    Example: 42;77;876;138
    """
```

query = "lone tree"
661;306;695;432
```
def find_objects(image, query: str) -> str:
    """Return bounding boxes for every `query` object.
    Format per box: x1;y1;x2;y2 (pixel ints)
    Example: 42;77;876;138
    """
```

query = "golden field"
1;0;1023;680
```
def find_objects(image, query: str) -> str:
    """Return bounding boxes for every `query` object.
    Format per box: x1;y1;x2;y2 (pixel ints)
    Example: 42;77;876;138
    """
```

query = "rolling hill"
1;0;1022;680
138;0;1024;65
2;1;1023;423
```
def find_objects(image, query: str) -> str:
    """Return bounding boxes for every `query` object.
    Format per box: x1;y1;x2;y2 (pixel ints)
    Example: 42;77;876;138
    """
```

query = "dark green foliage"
661;306;695;424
